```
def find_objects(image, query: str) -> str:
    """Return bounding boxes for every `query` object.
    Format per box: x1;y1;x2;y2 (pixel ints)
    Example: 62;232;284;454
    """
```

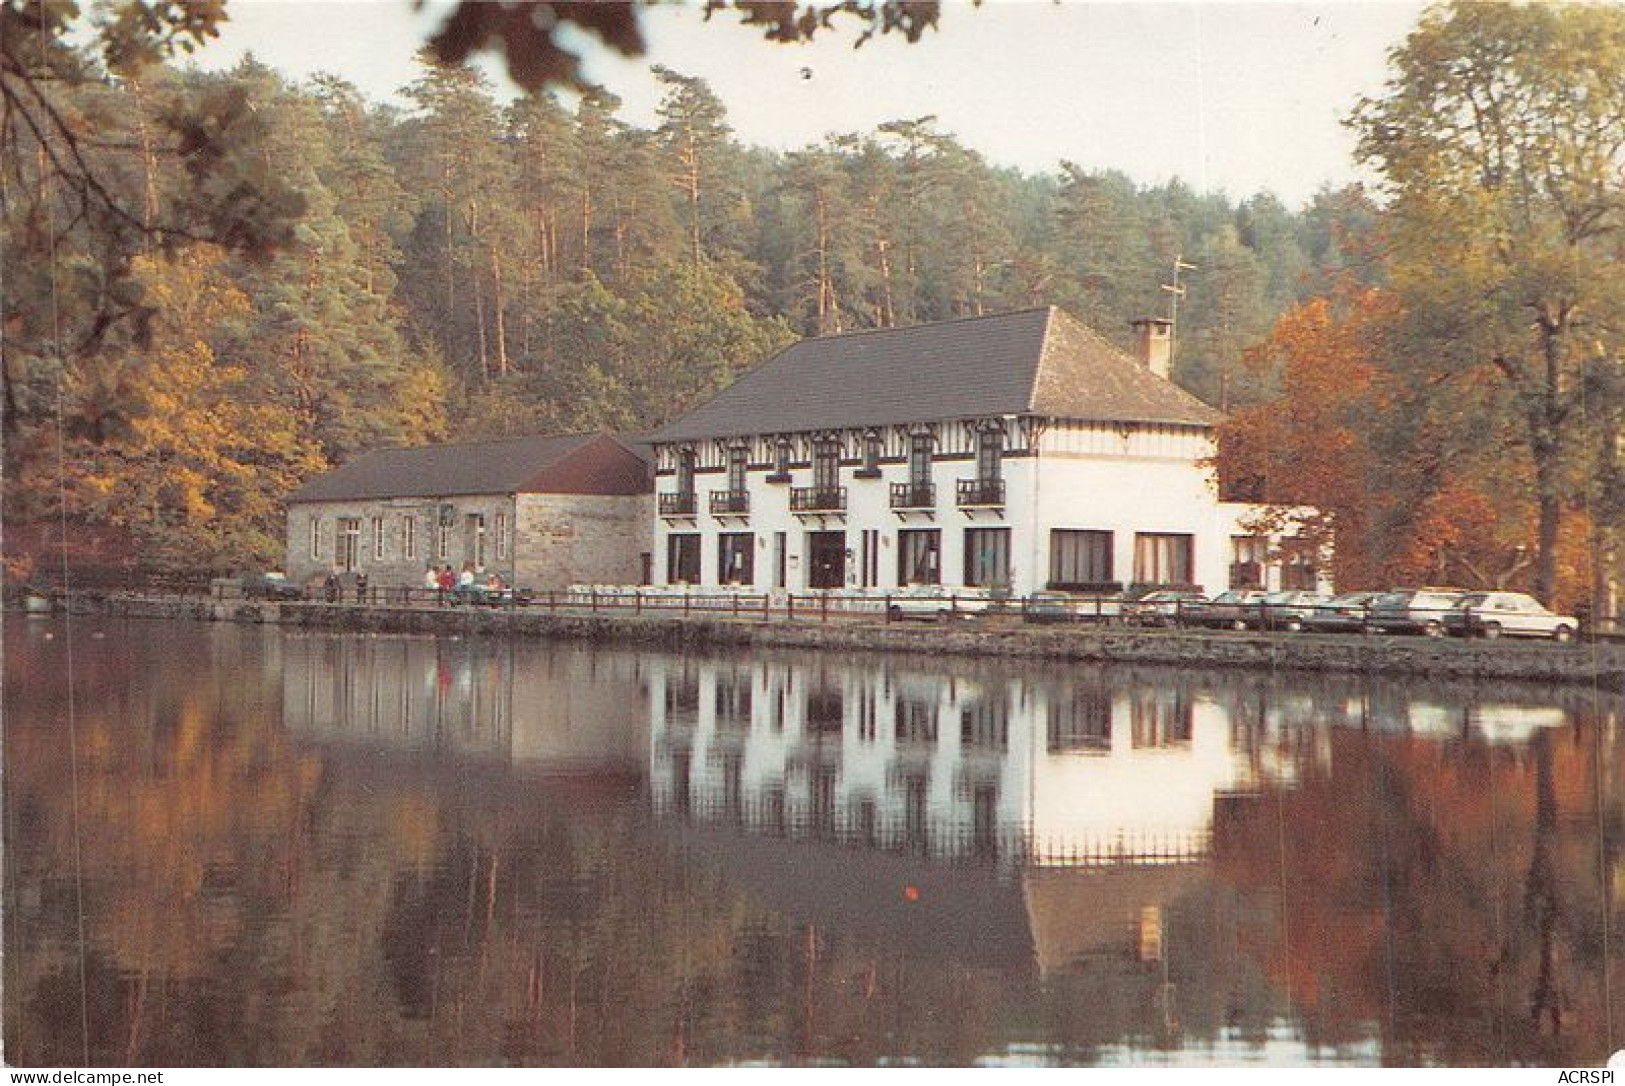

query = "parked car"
1124;588;1208;627
1443;592;1579;643
1302;590;1384;634
451;583;535;608
1192;589;1270;630
1368;588;1466;637
1253;590;1332;632
240;571;304;601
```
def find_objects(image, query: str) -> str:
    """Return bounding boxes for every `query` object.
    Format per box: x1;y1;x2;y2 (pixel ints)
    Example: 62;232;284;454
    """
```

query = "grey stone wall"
285;495;518;588
513;493;651;588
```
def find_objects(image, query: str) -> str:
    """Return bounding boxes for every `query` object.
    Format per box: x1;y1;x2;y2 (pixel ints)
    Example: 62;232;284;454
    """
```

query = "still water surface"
4;616;1621;1066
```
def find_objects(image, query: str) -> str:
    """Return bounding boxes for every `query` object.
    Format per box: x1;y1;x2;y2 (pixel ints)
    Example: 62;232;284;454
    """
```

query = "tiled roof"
651;307;1223;442
289;433;650;503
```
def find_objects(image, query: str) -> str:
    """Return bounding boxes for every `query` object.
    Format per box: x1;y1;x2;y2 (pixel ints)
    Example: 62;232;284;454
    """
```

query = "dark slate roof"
288;432;650;503
651;306;1224;442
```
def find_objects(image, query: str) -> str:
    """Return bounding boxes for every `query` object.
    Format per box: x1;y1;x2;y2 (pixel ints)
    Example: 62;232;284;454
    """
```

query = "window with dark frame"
727;444;748;492
677;447;696;498
975;422;1004;481
1281;538;1319;590
773;438;792;477
861;429;883;474
718;532;754;585
667;533;701;584
1050;529;1113;588
908;431;932;486
897;529;941;586
1230;536;1267;589
964;527;1011;588
813;436;841;491
1133;532;1194;586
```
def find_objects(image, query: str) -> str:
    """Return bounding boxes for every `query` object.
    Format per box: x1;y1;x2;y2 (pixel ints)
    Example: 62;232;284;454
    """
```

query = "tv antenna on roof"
1161;255;1196;370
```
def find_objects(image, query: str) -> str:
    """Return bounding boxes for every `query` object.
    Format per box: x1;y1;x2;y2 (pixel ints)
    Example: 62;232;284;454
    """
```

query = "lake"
4;616;1620;1066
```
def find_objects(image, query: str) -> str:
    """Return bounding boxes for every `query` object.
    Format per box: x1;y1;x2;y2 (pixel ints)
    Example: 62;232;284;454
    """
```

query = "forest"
3;1;1623;617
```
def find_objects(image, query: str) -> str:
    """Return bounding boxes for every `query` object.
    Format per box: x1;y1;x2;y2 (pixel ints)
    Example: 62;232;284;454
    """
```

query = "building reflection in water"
233;630;1618;1064
645;655;1331;867
280;632;648;776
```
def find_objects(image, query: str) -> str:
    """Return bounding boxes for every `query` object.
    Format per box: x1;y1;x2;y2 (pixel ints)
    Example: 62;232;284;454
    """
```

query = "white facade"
649;417;1327;597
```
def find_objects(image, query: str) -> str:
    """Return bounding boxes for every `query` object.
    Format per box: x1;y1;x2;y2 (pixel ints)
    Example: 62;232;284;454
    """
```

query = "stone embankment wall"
30;592;1625;689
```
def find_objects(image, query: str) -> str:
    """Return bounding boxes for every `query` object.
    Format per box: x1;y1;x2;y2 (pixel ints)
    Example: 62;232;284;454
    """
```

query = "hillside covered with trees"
3;1;1622;618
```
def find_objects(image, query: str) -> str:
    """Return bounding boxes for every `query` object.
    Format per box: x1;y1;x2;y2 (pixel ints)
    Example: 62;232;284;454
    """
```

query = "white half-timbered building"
647;307;1327;598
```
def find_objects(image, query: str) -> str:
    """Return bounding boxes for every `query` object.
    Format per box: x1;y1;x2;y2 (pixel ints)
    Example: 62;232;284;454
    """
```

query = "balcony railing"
659;491;697;517
710;489;750;515
957;477;1005;507
889;481;936;509
790;485;847;513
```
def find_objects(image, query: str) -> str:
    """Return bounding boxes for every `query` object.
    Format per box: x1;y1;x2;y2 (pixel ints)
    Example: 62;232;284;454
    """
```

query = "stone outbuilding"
284;432;652;590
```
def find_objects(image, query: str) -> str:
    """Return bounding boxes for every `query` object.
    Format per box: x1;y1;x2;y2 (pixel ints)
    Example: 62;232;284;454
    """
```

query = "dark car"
1252;590;1333;632
1369;588;1466;637
1302;590;1384;634
240;571;304;601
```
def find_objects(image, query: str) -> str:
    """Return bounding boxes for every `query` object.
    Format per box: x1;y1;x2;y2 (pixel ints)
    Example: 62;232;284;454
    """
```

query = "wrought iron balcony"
790;485;847;513
710;489;749;515
659;491;697;517
956;477;1005;507
889;481;936;509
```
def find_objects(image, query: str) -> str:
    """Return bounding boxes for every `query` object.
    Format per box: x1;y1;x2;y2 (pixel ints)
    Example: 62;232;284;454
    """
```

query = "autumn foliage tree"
1216;289;1390;588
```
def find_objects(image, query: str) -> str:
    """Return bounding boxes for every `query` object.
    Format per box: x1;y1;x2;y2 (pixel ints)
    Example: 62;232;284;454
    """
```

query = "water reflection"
4;618;1620;1067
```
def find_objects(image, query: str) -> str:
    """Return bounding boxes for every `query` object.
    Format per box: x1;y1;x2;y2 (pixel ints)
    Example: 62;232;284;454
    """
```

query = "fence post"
763;594;771;623
787;594;795;621
635;591;642;616
684;593;691;617
590;589;597;613
548;590;557;612
821;593;829;623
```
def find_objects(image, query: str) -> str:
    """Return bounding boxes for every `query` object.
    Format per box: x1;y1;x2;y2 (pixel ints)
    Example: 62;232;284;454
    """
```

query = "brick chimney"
1130;318;1174;381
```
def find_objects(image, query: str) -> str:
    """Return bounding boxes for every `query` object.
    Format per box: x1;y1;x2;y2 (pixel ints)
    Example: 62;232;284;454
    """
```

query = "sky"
191;0;1429;209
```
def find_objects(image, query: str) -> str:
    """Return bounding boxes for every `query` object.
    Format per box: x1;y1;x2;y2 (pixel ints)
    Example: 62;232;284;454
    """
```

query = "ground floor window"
1133;532;1193;587
403;516;417;561
495;511;508;561
897;529;940;586
807;531;845;589
964;527;1011;588
309;517;321;560
338;518;361;572
1230;536;1267;589
371;516;385;561
718;532;754;585
667;534;701;584
1049;529;1113;589
1281;538;1319;590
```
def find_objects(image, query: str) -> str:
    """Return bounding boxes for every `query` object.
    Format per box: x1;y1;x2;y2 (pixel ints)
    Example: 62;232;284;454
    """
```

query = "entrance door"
807;531;846;589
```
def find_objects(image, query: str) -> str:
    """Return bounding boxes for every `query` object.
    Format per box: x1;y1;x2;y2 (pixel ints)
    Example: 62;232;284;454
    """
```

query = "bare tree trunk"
490;244;509;379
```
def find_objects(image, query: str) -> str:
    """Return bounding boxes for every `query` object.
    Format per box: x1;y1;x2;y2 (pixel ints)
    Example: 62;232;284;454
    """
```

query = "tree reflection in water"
3;618;1619;1066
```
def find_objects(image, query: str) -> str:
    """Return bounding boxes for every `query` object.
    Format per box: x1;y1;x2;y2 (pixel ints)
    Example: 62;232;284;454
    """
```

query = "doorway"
807;531;846;589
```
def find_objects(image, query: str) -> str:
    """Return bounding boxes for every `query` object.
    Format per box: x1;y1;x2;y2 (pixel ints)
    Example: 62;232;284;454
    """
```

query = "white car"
1445;592;1579;643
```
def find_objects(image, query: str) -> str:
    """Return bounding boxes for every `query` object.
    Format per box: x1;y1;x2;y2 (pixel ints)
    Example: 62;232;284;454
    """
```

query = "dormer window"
909;431;932;486
677;447;696;496
857;429;883;478
766;437;793;483
975;421;1004;482
813;436;841;491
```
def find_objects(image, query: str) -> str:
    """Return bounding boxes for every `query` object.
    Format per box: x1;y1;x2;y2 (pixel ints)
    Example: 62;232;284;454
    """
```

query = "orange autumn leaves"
1216;289;1588;605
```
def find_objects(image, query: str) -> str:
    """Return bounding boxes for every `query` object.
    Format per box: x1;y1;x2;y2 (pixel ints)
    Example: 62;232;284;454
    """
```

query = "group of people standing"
421;562;505;604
